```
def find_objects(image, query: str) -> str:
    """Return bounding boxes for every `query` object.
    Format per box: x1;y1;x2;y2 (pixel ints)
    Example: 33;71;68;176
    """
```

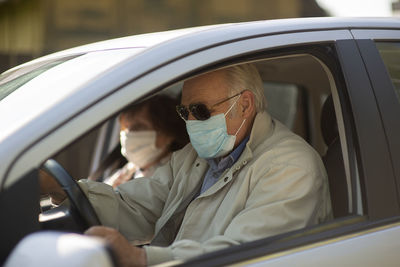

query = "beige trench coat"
79;111;332;265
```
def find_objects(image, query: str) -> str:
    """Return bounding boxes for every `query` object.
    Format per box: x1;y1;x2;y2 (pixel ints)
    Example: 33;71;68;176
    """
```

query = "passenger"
45;63;332;267
91;94;189;187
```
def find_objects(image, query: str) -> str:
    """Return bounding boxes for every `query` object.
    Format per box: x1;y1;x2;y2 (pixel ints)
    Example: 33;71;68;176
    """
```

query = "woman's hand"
39;169;67;205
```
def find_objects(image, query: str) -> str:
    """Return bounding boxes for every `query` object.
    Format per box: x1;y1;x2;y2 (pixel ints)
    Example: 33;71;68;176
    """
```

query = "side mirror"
4;231;116;267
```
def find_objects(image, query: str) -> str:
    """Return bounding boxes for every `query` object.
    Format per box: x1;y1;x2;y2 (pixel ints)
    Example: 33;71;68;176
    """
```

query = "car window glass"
376;42;400;103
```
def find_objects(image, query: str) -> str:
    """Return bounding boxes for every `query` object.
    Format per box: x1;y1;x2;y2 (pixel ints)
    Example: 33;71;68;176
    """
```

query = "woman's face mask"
120;130;164;168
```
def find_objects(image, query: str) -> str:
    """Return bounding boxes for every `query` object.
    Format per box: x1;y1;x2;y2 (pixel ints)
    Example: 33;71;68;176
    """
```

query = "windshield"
0;47;145;103
0;56;80;102
0;48;145;144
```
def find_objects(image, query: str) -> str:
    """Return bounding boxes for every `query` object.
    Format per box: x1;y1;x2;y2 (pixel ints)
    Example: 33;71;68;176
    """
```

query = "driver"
43;63;332;267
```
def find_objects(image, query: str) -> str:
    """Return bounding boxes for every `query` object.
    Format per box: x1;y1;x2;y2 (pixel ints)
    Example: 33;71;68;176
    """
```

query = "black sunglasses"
176;91;244;121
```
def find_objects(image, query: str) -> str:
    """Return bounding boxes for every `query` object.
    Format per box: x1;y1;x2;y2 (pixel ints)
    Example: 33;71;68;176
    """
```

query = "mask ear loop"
234;118;246;136
223;94;246;137
224;94;241;117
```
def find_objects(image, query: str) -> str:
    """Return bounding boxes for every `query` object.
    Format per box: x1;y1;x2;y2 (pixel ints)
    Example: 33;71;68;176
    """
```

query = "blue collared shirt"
200;136;249;194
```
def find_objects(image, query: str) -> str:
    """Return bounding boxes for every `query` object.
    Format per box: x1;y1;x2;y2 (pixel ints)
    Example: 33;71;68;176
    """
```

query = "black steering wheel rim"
42;159;101;227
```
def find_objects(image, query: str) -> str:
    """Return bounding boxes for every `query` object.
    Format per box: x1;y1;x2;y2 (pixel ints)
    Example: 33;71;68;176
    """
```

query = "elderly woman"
91;94;189;187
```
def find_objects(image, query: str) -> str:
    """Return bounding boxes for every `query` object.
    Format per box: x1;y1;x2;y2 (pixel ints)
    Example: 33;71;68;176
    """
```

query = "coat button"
235;166;240;170
242;160;247;165
224;177;228;182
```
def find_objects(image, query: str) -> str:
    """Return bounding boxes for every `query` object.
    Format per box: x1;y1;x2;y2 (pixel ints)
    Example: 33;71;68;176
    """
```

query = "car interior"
1;43;365;265
51;47;354;214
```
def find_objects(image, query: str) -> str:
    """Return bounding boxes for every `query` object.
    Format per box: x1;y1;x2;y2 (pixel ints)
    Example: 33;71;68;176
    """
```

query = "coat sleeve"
78;160;174;243
144;157;331;265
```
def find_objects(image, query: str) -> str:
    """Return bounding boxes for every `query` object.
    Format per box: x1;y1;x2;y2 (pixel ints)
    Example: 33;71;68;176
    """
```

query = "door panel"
241;222;400;267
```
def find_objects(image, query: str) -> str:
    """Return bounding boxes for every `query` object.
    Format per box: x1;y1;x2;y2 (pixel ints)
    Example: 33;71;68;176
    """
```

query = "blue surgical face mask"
186;96;246;158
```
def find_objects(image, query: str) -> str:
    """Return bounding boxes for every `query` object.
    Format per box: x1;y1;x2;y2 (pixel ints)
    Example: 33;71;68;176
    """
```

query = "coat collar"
246;111;274;155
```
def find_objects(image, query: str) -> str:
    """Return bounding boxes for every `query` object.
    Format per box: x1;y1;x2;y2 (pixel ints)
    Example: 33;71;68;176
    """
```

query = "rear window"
376;42;400;103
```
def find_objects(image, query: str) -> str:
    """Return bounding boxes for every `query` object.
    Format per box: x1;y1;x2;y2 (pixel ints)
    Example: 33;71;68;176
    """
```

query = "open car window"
44;45;361;243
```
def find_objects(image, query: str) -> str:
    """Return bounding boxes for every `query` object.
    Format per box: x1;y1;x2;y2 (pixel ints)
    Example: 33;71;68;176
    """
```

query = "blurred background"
0;0;398;74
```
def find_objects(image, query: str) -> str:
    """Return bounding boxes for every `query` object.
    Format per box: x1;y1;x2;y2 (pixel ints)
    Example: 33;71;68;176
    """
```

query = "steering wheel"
42;159;101;228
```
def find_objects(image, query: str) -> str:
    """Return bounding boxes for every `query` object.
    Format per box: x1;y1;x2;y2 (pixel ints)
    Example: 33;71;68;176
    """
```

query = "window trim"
356;39;400;212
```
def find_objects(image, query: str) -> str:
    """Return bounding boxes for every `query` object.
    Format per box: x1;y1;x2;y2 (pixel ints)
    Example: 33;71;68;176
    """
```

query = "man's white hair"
224;63;266;112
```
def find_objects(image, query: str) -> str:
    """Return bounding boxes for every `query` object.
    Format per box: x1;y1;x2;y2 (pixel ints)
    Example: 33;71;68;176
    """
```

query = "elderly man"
70;63;332;266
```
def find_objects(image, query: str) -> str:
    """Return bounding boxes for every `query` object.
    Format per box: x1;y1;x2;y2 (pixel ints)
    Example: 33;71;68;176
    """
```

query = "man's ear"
239;90;255;118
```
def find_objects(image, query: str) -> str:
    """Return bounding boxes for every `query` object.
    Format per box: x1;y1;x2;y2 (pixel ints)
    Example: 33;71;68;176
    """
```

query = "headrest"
321;95;339;146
